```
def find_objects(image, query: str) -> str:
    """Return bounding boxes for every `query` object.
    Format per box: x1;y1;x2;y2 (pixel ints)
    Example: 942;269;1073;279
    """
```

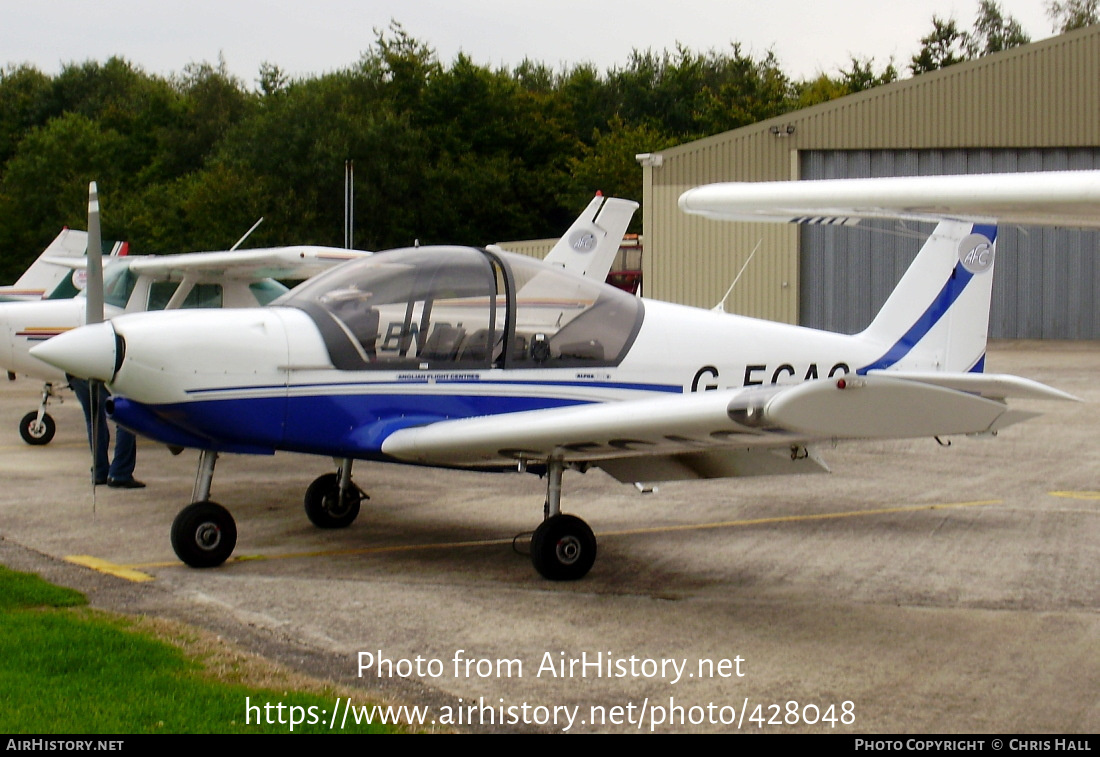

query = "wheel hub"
195;522;222;551
555;535;582;565
324;491;354;518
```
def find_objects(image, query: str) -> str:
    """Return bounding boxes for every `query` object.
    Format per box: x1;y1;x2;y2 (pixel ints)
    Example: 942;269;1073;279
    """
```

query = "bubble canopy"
276;246;644;371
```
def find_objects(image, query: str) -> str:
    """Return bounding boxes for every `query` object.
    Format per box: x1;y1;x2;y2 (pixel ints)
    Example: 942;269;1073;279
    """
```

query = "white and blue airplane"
33;172;1099;580
1;193;635;446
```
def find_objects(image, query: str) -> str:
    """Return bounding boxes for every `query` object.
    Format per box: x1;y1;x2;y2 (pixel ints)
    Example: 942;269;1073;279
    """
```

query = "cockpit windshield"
102;261;137;309
277;246;642;371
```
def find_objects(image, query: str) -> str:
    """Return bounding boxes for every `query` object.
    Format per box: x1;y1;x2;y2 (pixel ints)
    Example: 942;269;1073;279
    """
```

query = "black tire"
304;473;362;529
19;411;55;445
171;501;237;568
531;514;596;581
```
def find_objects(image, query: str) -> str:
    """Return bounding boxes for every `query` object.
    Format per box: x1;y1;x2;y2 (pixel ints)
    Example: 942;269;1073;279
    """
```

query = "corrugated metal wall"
799;149;1100;338
644;135;800;321
494;238;556;259
641;25;1100;337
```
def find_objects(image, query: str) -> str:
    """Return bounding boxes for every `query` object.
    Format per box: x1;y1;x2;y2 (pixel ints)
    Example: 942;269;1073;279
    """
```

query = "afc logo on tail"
959;233;995;274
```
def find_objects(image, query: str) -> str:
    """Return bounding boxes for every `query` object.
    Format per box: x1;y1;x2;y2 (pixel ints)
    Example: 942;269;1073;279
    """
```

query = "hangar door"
799;149;1100;339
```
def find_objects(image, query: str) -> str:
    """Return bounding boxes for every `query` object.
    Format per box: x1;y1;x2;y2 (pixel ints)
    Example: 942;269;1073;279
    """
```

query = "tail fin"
857;220;997;374
543;194;638;281
0;229;89;301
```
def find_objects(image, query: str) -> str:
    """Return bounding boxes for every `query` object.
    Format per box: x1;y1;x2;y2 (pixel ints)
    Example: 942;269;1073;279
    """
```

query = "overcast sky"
1;1;1058;85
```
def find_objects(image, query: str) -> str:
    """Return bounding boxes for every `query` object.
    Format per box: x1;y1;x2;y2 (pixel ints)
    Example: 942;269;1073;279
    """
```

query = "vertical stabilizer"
543;195;639;281
0;229;88;301
857;220;997;374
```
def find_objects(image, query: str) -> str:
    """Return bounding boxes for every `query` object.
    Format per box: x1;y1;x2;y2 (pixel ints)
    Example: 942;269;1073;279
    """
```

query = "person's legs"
107;425;138;484
69;377;108;483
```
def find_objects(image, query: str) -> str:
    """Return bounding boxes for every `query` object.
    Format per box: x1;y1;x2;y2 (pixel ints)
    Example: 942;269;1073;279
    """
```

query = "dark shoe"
95;477;107;486
107;478;146;489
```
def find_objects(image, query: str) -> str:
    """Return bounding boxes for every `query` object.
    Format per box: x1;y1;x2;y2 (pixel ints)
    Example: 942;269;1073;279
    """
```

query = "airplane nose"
29;322;119;381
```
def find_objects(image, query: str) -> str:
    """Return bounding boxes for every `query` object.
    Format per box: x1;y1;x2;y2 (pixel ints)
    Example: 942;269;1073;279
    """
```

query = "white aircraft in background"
1;236;370;444
2;193;635;445
0;227;127;303
36;172;1096;581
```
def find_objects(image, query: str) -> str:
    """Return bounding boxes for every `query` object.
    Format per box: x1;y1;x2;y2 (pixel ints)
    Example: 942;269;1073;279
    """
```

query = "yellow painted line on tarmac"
217;536;522;565
221;499;1002;562
65;555;156;582
1049;491;1100;500
0;441;86;453
64;499;1004;573
101;537;522;571
604;499;1003;537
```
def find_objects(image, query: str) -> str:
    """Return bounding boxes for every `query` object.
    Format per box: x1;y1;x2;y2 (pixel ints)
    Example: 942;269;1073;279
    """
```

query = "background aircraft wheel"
19;411;55;445
171;500;237;568
531;514;596;581
304;473;362;529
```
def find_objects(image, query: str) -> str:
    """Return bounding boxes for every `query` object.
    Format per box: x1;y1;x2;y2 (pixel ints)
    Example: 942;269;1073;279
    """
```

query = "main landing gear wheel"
19;411;55;445
171;500;237;568
304;472;362;529
531;514;597;581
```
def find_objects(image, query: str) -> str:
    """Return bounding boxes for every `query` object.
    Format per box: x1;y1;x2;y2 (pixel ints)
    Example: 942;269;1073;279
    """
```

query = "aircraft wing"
123;246;369;281
678;170;1100;227
44;246;367;281
380;372;1075;482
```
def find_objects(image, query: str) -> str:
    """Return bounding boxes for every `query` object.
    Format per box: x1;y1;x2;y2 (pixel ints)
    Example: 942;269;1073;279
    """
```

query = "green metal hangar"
638;24;1100;339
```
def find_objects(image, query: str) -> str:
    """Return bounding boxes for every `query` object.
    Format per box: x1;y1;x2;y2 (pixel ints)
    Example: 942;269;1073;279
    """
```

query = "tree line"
0;2;1092;281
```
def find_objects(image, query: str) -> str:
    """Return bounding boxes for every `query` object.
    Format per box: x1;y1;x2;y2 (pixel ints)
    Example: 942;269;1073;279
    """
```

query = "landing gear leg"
191;449;218;504
304;458;365;528
172;450;236;568
530;459;596;581
18;382;59;445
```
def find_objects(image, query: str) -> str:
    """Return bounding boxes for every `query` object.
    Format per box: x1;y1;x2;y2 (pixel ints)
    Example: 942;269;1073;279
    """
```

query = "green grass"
0;565;405;734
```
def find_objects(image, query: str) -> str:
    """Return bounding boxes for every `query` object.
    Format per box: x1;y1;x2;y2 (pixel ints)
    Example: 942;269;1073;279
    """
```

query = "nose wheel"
304;470;364;529
19;382;61;445
19;411;55;445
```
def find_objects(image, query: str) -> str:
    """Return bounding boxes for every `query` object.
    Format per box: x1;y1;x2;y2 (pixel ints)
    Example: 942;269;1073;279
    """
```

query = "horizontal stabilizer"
679;171;1100;228
867;371;1081;402
757;375;1018;438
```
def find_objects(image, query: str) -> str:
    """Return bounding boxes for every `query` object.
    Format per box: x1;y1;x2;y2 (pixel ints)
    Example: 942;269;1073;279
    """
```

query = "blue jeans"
69;377;137;483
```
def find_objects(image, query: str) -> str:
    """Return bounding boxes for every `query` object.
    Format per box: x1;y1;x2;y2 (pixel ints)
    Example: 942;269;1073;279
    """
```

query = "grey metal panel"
494;238;555;260
799;149;1100;338
643;26;1100;330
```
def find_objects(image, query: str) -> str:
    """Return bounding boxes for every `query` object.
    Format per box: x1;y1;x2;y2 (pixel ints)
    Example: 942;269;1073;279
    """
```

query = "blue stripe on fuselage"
183;377;684;397
281;391;585;456
111;390;594;457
